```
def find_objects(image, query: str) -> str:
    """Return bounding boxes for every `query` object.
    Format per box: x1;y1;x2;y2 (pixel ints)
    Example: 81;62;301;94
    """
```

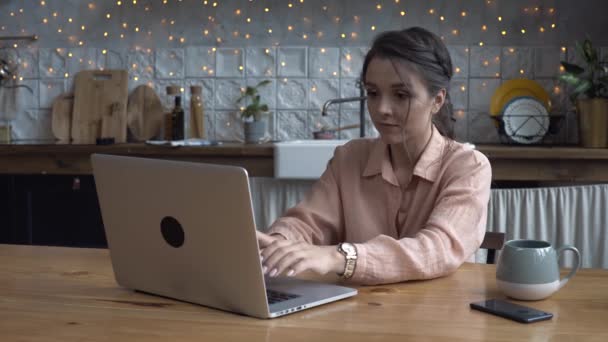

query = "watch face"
342;243;355;255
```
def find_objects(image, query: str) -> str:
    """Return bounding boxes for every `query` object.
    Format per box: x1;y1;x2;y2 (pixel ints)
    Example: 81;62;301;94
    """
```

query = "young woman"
257;27;492;285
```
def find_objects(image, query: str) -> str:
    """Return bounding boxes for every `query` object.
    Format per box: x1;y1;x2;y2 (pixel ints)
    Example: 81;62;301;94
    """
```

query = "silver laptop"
91;154;357;319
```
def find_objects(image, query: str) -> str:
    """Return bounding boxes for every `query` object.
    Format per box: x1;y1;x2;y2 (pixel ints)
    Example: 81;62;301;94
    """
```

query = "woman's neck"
389;127;433;182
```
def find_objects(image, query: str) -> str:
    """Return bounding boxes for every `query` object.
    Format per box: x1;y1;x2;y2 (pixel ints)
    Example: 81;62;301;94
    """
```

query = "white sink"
274;140;350;179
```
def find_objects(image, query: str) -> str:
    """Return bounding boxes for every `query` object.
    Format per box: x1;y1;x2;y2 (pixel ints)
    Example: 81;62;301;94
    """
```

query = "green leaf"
260;104;269;112
560;61;585;75
583;39;598;64
558;73;582;86
573;79;592;95
256;80;271;88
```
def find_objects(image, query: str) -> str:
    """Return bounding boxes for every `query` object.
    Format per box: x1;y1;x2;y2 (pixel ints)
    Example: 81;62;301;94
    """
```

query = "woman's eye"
366;90;377;97
396;92;410;100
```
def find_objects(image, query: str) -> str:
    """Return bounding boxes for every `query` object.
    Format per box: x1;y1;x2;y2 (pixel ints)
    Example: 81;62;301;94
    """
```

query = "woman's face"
364;57;444;145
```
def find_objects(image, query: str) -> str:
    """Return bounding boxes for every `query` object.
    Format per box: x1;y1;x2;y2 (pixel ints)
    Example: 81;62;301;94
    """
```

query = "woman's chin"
378;133;403;145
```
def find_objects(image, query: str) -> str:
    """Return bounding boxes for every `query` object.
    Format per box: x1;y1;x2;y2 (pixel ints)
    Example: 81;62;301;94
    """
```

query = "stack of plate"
490;79;551;144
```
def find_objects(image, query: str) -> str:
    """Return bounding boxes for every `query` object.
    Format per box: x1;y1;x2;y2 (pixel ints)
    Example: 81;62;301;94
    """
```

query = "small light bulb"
521;28;526;34
461;11;467;17
497;16;502;21
400;11;406;16
479;41;484;46
501;30;507;36
371;25;376;31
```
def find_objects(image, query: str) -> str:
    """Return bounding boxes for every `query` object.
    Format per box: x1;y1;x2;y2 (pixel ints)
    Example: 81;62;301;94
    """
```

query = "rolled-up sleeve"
350;154;492;285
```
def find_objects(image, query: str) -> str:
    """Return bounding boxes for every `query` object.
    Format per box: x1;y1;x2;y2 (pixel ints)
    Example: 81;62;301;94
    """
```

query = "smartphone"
470;299;553;323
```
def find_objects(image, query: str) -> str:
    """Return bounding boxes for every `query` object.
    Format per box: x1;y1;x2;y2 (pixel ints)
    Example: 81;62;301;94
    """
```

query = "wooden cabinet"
2;175;106;247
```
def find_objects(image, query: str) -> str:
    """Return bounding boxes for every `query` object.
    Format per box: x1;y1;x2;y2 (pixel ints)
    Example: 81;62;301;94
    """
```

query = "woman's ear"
432;88;447;114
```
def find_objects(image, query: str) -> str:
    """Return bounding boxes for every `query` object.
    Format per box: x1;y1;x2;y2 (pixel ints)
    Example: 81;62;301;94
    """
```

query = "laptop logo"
160;216;185;248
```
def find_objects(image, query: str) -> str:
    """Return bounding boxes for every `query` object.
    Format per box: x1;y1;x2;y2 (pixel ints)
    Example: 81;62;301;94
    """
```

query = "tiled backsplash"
2;44;601;143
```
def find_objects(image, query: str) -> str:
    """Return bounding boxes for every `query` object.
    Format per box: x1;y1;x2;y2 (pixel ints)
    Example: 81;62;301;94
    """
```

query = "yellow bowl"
490;79;551;115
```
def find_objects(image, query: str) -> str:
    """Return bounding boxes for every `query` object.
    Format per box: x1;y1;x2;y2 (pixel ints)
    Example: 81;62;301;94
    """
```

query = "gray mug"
496;239;581;300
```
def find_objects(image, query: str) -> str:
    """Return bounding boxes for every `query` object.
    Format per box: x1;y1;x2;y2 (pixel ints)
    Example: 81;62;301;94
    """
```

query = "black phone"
470;299;553;323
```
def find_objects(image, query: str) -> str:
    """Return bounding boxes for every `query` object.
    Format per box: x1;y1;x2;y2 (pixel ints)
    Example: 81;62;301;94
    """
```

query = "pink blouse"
267;127;492;285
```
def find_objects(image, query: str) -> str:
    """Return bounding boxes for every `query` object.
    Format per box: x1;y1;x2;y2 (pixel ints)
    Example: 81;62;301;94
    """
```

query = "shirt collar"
362;126;446;185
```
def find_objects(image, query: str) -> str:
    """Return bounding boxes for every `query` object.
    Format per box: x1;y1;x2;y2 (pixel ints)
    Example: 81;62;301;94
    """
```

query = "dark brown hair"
361;27;455;139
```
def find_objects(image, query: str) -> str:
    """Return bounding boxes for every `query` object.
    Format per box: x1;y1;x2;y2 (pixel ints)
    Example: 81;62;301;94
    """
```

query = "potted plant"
235;80;271;143
559;39;608;148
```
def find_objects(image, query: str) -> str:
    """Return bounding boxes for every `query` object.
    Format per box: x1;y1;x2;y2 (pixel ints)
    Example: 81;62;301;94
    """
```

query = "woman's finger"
272;249;307;277
263;243;302;276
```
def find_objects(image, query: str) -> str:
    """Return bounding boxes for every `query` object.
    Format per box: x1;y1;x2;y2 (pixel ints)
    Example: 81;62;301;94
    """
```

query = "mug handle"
557;245;581;289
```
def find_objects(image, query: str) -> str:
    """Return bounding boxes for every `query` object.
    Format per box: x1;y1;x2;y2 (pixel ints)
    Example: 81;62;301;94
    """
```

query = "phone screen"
470;299;553;323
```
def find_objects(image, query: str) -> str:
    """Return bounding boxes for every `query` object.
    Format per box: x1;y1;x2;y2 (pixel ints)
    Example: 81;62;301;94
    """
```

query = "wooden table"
1;244;607;341
2;142;608;181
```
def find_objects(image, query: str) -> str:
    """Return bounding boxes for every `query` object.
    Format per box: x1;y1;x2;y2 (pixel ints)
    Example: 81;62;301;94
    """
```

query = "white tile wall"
12;109;54;140
309;78;339;111
128;49;154;79
277;47;307;77
185;47;216;78
277;78;308;109
155;48;185;79
470;46;501;78
449;80;468;110
277;110;308;140
5;45;579;144
501;47;534;79
15;48;39;79
38;48;67;78
98;48;126;70
309;47;340;78
39;79;66;109
246;47;276;77
216;48;244;78
447;46;469;79
66;48;100;75
215;78;245;110
534;47;565;78
469;78;501;112
340;47;367;78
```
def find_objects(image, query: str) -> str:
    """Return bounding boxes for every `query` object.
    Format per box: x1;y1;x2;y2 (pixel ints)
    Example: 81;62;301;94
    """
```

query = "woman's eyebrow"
364;81;411;88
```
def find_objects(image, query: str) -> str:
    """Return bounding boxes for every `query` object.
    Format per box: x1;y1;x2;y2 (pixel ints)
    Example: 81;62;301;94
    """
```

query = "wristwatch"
337;242;358;279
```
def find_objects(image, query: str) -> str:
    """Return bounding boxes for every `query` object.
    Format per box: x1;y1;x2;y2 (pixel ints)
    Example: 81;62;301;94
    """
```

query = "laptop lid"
91;154;270;318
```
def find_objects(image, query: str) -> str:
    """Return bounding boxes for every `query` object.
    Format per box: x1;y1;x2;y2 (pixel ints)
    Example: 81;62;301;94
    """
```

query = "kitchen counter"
0;141;274;177
1;142;608;182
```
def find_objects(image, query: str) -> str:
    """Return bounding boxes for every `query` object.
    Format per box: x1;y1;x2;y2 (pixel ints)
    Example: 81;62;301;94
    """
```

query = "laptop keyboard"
266;289;300;305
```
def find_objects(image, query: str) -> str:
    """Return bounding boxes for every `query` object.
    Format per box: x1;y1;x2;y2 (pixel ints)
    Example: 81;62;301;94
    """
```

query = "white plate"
502;97;550;144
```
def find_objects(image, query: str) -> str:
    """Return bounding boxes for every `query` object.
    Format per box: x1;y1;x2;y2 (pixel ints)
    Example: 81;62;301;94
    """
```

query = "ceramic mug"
496;239;581;300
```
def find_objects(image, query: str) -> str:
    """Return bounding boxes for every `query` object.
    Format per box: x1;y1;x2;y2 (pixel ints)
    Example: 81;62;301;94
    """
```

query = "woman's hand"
259;238;345;278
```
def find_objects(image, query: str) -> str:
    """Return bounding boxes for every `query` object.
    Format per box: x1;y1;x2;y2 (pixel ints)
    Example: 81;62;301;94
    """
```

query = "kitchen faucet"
321;80;367;138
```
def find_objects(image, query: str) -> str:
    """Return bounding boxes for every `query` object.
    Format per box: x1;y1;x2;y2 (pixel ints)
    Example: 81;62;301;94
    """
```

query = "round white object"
502;97;550;144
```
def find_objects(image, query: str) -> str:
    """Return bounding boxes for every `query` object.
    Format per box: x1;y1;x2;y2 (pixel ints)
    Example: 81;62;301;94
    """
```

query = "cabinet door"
14;175;107;247
0;176;16;244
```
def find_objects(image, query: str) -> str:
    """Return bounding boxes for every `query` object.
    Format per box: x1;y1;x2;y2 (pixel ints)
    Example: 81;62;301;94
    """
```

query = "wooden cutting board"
71;70;128;144
51;93;74;143
126;85;164;141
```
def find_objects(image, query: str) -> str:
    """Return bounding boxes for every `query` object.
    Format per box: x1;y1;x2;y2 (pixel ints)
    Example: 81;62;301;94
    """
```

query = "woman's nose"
377;97;392;117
